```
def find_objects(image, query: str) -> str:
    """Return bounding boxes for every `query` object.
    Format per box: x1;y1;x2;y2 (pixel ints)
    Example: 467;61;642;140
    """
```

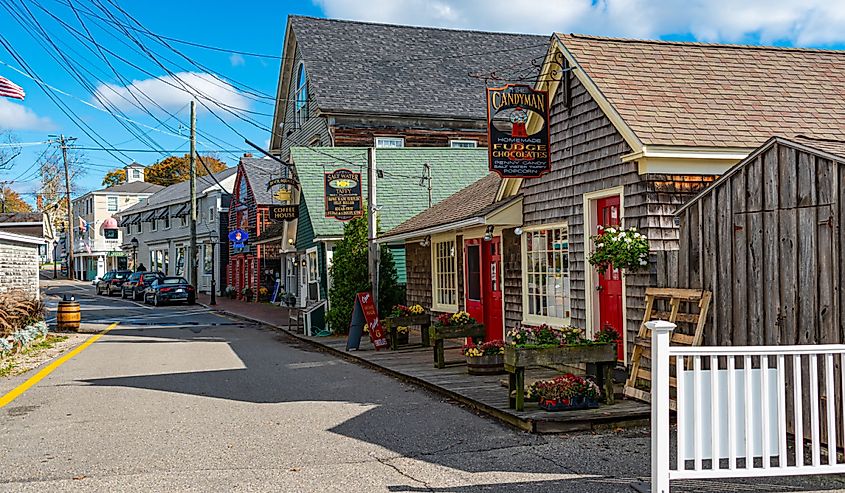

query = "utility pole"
189;100;198;288
367;148;379;310
58;135;76;280
423;163;432;208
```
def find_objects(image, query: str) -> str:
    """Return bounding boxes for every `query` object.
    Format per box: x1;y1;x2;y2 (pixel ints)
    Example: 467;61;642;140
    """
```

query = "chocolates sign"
324;168;363;221
486;84;551;178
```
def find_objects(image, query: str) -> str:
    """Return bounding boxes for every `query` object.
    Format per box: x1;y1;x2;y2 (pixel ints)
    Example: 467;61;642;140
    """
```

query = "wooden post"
649;320;675;493
189;101;198;288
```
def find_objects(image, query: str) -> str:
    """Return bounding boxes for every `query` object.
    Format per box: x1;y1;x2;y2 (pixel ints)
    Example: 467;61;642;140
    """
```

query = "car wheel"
187;297;196;305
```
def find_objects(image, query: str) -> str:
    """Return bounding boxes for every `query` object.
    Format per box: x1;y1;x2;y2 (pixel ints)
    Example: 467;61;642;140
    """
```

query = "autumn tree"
144;154;227;186
0;187;32;212
101;168;126;187
39;147;85;234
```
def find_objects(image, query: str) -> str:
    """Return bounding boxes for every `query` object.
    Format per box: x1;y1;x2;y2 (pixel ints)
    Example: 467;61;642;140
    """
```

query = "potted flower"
386;304;429;349
394;325;410;346
534;374;601;411
258;287;270;302
463;339;505;375
241;287;253;301
225;286;237;299
588;225;650;274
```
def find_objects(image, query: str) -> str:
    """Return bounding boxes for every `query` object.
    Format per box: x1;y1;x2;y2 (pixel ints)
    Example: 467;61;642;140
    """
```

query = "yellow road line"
0;321;119;409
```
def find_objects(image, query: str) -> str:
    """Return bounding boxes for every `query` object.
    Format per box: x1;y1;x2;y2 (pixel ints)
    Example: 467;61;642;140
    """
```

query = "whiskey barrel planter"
384;314;431;350
429;323;486;369
504;343;617;411
466;353;505;375
56;300;81;332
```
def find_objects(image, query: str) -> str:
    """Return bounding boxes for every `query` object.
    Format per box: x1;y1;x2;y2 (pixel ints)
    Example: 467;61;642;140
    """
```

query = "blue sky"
2;0;845;204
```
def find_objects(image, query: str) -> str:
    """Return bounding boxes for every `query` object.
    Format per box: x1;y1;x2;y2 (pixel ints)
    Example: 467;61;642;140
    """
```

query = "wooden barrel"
466;354;506;375
56;300;81;332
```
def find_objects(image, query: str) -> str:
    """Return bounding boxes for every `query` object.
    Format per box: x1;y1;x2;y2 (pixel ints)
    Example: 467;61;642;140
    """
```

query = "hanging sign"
324;169;363;221
268;205;298;222
228;228;249;248
346;291;388;351
273;189;292;202
486;84;551;178
266;177;299;190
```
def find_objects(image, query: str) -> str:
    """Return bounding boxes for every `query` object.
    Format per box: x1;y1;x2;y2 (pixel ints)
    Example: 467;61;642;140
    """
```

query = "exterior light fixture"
288;238;294;245
483;225;494;242
420;235;431;247
514;227;523;236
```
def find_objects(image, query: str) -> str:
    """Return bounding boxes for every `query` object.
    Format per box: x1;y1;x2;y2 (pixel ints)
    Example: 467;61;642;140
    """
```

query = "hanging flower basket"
588;226;650;274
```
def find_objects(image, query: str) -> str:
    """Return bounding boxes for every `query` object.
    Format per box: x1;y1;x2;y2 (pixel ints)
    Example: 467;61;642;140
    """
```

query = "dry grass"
0;291;45;337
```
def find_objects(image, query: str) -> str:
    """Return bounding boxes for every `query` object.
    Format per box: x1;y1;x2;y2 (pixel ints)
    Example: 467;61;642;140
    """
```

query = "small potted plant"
258;286;270;302
463;339;506;375
241;287;253;301
225;286;237;299
534;374;601;411
394;325;410;346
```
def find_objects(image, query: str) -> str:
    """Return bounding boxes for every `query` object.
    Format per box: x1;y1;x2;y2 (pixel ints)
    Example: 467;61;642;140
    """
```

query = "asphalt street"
1;279;844;492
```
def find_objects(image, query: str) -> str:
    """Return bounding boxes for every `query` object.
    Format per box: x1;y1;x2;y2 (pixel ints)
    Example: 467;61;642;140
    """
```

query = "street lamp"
206;237;217;305
130;237;139;271
53;240;59;279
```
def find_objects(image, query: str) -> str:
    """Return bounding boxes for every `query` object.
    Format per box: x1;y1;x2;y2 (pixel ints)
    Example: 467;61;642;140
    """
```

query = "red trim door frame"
595;195;624;360
464;237;504;341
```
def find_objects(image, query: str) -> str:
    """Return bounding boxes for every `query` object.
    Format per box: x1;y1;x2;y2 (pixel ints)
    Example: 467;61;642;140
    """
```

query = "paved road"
2;280;844;492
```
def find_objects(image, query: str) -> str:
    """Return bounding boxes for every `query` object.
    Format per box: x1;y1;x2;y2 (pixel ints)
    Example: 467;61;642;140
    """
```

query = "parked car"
144;277;196;306
121;271;164;301
95;270;133;296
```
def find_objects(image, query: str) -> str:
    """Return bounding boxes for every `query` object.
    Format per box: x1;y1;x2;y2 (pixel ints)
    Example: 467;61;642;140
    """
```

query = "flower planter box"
466;353;505;375
538;396;600;412
384;314;431;350
429;323;486;369
504;343;617;411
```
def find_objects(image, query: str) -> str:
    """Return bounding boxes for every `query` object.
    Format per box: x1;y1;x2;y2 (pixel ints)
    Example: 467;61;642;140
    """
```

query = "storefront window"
203;244;213;274
432;238;457;309
175;247;185;276
307;250;318;282
522;225;571;324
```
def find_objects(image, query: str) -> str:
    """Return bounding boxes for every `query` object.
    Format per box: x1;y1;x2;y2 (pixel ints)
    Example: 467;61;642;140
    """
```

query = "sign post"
486;84;551;178
346;292;388;351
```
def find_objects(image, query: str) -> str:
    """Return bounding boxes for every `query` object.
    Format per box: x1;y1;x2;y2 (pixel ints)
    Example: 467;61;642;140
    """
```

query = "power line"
72;146;249;153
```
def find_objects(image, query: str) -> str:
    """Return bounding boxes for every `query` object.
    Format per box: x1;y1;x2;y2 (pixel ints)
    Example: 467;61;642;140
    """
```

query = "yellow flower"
396;326;409;334
409;305;424;315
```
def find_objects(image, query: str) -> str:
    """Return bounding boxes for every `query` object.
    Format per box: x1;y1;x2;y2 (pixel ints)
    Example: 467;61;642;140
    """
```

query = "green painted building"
283;146;489;314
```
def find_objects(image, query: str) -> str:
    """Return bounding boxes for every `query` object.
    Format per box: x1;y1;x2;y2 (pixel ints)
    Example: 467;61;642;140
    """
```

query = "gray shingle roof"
120;167;237;215
0;212;42;224
240;157;290;205
291;16;549;119
97;180;163;194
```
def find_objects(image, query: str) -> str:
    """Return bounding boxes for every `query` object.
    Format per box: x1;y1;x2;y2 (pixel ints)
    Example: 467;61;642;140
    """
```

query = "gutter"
376;217;485;244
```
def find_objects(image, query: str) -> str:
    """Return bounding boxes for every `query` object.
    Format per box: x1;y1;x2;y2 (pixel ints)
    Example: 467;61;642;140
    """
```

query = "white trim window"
374;137;404;148
522;224;571;326
107;196;118;212
449;139;477;148
150;217;157;232
431;236;458;311
295;63;308;127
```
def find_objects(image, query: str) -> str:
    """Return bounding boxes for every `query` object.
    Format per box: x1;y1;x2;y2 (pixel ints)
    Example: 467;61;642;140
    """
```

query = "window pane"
466;245;481;301
525;225;570;320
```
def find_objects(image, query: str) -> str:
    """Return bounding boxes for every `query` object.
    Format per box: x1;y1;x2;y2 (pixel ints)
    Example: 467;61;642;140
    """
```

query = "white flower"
639;260;648;266
619;232;626;238
596;243;604;249
624;238;632;243
606;228;616;234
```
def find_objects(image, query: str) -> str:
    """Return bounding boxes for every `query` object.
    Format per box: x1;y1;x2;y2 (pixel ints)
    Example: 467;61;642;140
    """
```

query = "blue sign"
228;229;249;248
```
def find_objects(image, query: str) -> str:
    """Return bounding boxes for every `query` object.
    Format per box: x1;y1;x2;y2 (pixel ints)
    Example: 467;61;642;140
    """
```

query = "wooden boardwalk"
303;332;650;433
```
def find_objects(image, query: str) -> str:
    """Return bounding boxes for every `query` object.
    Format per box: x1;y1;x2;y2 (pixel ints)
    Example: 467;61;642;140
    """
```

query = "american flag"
0;75;25;100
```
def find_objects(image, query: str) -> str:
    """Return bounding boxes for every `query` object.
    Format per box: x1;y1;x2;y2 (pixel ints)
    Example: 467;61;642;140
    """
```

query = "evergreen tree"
326;212;405;334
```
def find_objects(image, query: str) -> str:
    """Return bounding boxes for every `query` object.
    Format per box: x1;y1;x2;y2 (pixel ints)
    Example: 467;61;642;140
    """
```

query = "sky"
2;0;845;205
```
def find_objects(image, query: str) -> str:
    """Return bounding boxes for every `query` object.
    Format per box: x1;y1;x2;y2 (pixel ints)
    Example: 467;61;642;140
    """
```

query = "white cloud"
0;99;55;131
229;54;246;67
314;0;845;46
92;72;250;116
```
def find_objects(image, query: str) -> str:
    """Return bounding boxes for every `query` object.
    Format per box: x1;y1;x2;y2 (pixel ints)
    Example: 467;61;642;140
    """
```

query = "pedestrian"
136;263;147;272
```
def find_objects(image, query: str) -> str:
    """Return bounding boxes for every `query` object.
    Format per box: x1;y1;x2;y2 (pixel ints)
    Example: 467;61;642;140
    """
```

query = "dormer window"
295;63;308;127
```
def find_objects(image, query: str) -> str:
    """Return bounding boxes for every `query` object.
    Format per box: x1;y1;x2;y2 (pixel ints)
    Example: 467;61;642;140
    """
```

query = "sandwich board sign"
346;292;388;351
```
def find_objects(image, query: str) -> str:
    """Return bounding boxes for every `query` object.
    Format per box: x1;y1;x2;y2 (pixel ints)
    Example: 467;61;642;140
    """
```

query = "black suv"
121;271;164;301
96;270;133;296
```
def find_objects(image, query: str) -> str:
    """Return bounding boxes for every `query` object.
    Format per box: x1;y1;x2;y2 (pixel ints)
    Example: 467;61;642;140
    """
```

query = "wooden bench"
504;344;617;411
383;314;432;350
428;323;486;369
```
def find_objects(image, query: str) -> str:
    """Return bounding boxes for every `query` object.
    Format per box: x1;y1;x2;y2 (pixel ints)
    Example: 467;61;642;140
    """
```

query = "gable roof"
239;157;290;205
557;34;845;148
291;147;490;241
383;173;505;239
288;16;548;120
95;180;163;195
118;168;236;215
0;212;42;224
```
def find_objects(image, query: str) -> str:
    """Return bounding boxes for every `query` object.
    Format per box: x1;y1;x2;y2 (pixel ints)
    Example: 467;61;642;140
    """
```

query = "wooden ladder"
623;288;712;409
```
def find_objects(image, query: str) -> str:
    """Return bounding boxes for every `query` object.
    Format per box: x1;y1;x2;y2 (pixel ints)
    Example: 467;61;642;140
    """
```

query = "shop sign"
486;84;551;178
346;291;388;351
266;177;299;190
107;251;126;257
228;228;249;248
324;169;363;221
273;189;292;202
268;205;298;222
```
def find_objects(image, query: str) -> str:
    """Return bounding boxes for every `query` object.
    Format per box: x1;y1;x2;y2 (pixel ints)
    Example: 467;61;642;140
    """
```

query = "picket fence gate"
650;320;845;492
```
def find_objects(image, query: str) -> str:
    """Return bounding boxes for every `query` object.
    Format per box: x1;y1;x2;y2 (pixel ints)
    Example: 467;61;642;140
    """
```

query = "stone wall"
0;239;39;299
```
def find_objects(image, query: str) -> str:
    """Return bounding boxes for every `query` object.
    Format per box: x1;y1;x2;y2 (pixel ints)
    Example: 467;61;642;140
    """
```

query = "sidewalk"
198;295;651;433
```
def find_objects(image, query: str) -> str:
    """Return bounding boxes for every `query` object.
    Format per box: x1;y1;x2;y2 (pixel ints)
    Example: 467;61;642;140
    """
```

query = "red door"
596;196;624;360
464;237;504;341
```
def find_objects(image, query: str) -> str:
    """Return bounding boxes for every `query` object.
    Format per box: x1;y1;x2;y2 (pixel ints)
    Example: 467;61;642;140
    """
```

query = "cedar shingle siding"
405;242;432;317
502;228;522;329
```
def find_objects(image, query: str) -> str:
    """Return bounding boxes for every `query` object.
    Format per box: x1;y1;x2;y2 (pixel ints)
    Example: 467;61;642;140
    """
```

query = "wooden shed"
674;136;845;346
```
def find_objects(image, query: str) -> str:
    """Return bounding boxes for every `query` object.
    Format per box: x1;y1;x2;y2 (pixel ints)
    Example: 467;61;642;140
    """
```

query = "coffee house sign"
486;84;551;178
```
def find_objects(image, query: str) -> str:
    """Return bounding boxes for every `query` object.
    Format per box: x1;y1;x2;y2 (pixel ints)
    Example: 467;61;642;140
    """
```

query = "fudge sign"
324;169;363;221
486;84;551;178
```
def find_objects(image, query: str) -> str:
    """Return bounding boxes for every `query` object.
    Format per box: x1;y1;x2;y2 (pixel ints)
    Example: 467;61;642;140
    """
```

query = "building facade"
71;164;162;281
118;167;236;293
0;231;43;298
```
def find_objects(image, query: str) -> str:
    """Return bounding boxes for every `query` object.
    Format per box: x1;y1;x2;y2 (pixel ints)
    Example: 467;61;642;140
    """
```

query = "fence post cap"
645;320;676;332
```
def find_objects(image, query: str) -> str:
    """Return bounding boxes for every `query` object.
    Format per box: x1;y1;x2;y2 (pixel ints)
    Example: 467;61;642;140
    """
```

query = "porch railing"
650;320;845;492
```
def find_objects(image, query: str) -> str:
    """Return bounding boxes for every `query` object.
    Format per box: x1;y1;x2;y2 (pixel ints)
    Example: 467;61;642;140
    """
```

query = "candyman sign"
486;84;551;178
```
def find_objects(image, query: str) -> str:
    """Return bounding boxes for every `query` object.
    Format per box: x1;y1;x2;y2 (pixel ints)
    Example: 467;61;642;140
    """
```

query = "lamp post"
130;237;139;271
207;238;217;305
53;240;58;279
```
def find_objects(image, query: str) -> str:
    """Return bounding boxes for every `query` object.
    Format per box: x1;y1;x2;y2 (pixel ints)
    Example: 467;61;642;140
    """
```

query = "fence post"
649;320;676;493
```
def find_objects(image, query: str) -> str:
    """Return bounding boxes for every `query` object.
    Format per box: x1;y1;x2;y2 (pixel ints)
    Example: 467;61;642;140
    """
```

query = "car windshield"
114;272;130;279
161;277;188;285
129;273;141;281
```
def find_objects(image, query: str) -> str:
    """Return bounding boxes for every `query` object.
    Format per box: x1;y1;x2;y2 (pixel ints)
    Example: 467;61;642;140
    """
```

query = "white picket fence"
649;320;845;493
